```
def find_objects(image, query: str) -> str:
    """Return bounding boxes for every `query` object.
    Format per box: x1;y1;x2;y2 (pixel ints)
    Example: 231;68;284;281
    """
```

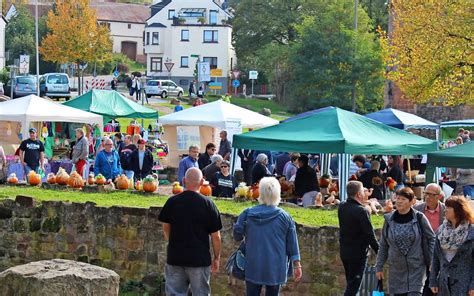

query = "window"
179;79;189;86
209;10;218;25
128;24;131;29
203;30;218;43
180;56;189;68
203;57;217;69
152;32;159;45
150;57;162;72
180;9;205;18
168;9;175;19
146;32;150;45
181;29;189;41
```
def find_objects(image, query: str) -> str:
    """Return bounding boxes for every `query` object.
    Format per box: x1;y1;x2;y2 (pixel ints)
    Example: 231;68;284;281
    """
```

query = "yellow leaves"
39;0;112;65
381;0;473;106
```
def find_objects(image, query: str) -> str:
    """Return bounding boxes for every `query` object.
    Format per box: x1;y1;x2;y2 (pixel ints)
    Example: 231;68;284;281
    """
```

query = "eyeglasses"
423;191;440;197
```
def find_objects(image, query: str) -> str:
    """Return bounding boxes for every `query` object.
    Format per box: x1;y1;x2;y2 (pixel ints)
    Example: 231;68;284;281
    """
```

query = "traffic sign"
232;80;240;88
249;70;258;80
190;54;199;58
198;62;211;82
232;70;241;79
210;68;223;77
209;82;223;90
19;55;29;74
113;69;119;78
164;62;175;72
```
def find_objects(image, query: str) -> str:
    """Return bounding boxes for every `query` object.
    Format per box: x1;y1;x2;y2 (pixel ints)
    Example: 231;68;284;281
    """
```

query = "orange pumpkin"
68;171;84;188
28;171;41;186
199;181;212;196
116;175;129;190
56;168;70;185
87;173;95;185
46;173;56;184
319;174;331;188
95;174;106;185
135;180;143;191
143;175;157;193
251;184;259;199
7;173;19;184
172;182;184;195
279;177;291;192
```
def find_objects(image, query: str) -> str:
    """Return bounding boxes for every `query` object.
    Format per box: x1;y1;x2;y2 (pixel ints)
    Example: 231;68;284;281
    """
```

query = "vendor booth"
439;119;474;141
426;141;474;184
232;107;438;200
365;108;439;130
158;100;278;167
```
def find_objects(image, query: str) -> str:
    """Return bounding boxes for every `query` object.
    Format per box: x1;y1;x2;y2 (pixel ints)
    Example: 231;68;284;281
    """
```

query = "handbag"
372;279;384;296
225;241;246;281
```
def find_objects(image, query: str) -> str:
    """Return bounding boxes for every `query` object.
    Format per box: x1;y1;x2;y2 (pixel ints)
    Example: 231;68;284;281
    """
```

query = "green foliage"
5;5;35;67
359;0;389;31
94;53;133;75
0;69;9;85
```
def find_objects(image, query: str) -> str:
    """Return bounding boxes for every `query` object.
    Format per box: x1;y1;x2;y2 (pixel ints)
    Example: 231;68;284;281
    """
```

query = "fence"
85;78;108;91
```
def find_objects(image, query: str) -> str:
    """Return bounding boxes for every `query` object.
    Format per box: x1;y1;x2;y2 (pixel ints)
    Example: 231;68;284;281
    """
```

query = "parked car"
4;75;38;98
40;73;71;100
144;80;183;99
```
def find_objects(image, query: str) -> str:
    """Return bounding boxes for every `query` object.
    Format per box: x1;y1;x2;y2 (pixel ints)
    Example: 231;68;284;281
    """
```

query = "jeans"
245;281;280;296
342;257;367;296
123;170;134;182
164;264;210;296
463;185;474;198
24;165;39;176
302;191;319;208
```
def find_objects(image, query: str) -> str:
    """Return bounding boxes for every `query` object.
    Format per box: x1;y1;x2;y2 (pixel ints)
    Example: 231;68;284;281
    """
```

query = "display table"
49;160;73;174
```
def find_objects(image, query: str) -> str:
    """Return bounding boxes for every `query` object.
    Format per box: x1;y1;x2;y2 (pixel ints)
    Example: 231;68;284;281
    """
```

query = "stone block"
146;252;158;265
13;218;28;233
15;196;36;208
128;250;145;261
0;259;120;296
0;206;13;220
29;219;42;232
41;217;61;233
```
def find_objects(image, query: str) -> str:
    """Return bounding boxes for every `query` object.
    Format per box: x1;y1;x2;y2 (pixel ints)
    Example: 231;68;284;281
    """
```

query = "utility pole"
35;0;40;96
351;0;358;112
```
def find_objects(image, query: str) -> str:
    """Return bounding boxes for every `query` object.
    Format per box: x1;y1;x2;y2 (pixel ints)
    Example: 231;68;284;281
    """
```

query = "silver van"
40;73;71;100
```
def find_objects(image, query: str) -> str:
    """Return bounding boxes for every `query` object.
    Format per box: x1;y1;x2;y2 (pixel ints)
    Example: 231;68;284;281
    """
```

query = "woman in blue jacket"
233;177;302;296
94;138;121;180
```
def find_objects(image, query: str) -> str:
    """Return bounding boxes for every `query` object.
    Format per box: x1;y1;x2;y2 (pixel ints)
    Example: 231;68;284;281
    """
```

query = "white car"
145;80;183;99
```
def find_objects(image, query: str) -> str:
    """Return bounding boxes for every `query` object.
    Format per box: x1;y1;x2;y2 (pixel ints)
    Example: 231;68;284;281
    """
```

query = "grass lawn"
0;186;384;228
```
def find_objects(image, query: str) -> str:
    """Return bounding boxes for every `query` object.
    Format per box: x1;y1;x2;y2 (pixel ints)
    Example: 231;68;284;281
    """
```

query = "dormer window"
179;8;206;18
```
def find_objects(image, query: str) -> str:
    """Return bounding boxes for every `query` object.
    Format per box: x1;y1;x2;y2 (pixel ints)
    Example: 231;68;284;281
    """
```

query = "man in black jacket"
294;155;320;206
338;180;379;296
129;139;154;180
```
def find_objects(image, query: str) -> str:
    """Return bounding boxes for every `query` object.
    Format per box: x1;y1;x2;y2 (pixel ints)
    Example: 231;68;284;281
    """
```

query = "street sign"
164;62;175;72
232;70;241;79
190;54;199;58
249;70;258;80
232;79;240;88
209;81;223;90
19;55;29;74
198;62;211;82
79;63;88;70
210;68;223;77
113;69;119;78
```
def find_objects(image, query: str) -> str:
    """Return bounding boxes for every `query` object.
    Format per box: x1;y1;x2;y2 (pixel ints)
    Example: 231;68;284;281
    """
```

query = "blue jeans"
463;185;474;198
123;170;134;181
246;281;280;296
164;264;210;296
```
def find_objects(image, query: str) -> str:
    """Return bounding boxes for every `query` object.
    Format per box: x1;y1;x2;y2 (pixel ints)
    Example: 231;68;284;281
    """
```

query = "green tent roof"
233;107;437;155
425;141;474;182
63;89;158;121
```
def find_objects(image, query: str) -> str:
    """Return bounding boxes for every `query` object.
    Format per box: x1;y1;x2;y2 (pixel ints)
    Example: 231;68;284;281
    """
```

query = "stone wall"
0;196;354;295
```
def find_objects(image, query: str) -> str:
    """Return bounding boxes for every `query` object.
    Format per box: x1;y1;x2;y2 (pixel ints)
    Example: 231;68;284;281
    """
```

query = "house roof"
150;0;172;15
146;22;167;28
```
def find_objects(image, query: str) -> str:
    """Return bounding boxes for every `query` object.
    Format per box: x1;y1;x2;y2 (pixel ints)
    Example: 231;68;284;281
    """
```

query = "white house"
0;14;6;70
145;0;236;92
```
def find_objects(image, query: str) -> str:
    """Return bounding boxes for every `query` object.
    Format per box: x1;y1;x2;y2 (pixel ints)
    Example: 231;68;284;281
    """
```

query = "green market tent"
63;89;158;122
426;141;474;182
232;107;438;200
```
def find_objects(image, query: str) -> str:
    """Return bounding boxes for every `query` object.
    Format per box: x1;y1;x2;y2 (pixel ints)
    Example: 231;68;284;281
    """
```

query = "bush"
0;69;9;85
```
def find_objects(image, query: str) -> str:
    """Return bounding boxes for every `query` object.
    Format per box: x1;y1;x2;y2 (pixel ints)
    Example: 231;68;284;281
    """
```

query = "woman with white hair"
251;153;272;185
233;177;302;295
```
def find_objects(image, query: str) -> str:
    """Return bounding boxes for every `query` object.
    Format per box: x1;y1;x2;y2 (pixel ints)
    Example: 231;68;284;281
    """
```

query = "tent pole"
230;148;237;175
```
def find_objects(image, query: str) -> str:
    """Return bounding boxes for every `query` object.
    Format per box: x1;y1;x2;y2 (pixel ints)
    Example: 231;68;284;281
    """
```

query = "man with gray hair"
338;181;379;296
202;154;223;181
178;144;200;185
159;167;222;295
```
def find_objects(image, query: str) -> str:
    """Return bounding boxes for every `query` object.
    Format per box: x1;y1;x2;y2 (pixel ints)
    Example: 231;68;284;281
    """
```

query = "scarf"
438;220;469;255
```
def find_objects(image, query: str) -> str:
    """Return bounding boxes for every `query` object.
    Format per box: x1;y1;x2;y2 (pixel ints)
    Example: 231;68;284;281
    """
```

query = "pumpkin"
95;174;106;185
246;188;253;199
251;183;259;199
319;174;331;188
172;182;183;195
56;168;70;185
143;175;157;193
68;171;84;188
199;181;212;196
386;177;397;191
28;171;41;186
7;173;18;184
116;175;129;190
279;177;291;192
236;182;249;198
47;173;56;184
104;179;115;191
135;180;143;191
87;173;95;185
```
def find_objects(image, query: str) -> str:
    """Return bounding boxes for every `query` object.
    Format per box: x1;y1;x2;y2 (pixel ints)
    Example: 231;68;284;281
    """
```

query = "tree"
5;4;35;68
380;0;473;106
40;0;112;67
288;0;385;113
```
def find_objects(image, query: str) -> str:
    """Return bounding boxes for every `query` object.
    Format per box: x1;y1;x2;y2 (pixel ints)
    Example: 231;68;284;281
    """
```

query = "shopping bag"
372;279;384;296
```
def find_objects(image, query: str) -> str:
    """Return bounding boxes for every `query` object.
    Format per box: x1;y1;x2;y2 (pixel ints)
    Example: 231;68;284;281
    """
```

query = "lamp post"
35;0;40;96
351;0;358;112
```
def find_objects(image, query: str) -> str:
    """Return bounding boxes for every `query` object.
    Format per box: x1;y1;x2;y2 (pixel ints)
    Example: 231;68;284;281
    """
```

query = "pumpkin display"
199;181;212;196
95;174;106;185
46;173;56;184
87;173;95;185
116;175;129;190
251;183;259;199
236;183;249;198
279;177;291;192
55;168;70;185
172;182;183;195
386;177;397;191
104;179;115;191
135;180;143;191
143;175;158;193
7;173;18;184
68;171;84;188
28;171;41;186
319;174;331;188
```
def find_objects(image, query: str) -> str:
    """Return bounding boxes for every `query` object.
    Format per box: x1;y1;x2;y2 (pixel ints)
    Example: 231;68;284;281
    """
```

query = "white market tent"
159;100;279;167
0;95;103;153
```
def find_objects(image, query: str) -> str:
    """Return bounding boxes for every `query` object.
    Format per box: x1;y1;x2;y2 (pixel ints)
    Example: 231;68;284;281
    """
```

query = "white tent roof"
159;100;279;129
0;95;103;137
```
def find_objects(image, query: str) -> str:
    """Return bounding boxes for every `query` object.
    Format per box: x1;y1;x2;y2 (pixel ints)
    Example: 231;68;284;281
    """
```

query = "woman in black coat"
251;153;272;185
129;140;154;180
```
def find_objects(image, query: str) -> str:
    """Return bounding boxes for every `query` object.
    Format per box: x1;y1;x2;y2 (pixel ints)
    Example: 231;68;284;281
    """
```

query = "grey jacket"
414;201;446;230
375;209;435;294
429;224;474;296
72;136;89;163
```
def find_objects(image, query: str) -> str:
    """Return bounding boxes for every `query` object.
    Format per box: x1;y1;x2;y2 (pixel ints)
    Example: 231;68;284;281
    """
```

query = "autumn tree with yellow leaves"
380;0;473;106
40;0;112;68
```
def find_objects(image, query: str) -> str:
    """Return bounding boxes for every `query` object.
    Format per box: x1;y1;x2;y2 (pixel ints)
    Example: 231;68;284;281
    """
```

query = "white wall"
108;21;145;55
0;18;6;70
